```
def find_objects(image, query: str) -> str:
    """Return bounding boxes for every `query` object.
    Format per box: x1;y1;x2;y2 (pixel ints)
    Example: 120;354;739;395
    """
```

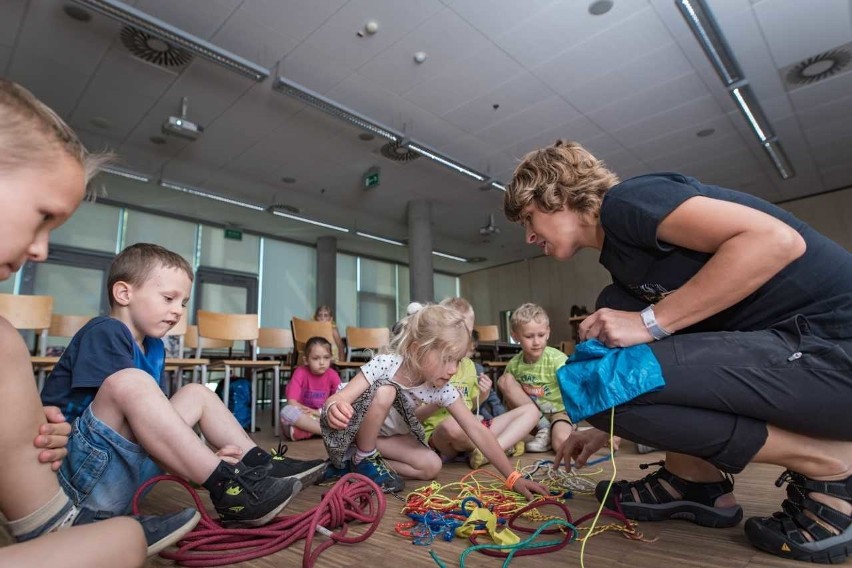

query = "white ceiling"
3;0;851;274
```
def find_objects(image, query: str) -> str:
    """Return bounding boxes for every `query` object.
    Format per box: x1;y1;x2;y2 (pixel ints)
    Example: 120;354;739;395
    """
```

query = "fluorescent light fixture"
731;86;773;142
100;165;150;182
272;75;503;188
273;76;399;141
675;0;743;86
270;209;349;233
762;140;795;180
490;181;506;192
432;251;468;262
159;180;265;211
72;0;269;80
407;143;487;182
354;231;405;246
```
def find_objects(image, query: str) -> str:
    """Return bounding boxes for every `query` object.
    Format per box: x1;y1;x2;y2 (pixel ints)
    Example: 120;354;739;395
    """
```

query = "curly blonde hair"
503;140;620;223
387;303;469;381
0;79;111;183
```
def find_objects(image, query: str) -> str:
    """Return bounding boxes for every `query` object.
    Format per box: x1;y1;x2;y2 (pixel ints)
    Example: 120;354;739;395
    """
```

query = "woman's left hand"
35;406;72;471
512;478;551;501
578;308;654;348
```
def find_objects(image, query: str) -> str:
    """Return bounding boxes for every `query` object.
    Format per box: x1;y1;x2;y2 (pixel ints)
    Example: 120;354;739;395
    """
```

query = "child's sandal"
595;460;743;528
744;470;852;563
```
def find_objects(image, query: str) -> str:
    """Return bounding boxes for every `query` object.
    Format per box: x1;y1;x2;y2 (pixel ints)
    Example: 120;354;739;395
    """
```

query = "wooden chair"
559;340;576;356
256;327;295;417
473;325;500;342
197;311;281;434
0;293;53;388
340;326;389;379
163;318;211;396
34;314;94;390
290;317;335;365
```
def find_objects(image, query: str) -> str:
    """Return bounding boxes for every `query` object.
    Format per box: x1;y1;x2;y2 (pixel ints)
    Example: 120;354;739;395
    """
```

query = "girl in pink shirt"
279;337;341;441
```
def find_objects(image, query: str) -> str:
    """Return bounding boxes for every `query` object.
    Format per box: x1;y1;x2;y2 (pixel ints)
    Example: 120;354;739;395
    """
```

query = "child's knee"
373;384;397;406
497;373;516;392
421;451;443;479
279;404;304;425
100;369;158;398
434;419;465;443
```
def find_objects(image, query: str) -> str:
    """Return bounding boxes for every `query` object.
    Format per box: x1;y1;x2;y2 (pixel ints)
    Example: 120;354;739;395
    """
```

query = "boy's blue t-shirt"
41;316;165;422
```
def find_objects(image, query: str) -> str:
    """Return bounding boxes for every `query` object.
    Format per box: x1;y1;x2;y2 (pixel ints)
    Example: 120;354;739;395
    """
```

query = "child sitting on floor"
280;336;342;441
319;303;549;501
422;298;538;470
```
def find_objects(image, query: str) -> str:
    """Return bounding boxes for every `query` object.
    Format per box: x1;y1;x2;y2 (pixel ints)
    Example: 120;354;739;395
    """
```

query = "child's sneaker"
320;459;351;484
266;443;327;486
526;427;551;452
212;463;302;527
352;451;405;493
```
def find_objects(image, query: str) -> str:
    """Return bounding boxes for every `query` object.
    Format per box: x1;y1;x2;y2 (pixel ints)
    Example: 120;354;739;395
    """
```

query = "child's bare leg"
90;370;223;484
377;435;442;480
496;373;536;410
489;404;540;449
0;323;64;520
169;384;255;453
0;517;146;568
431;418;474;456
292;412;322;435
353;384;395;453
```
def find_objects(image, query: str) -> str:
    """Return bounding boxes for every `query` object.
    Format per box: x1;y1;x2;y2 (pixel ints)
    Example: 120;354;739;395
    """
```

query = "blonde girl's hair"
439;296;473;318
503;139;620;223
387;303;469;381
0;79;112;183
314;305;334;320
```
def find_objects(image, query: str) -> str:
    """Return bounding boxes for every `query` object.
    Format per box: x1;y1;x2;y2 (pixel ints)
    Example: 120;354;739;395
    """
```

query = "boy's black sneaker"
73;507;201;556
212;463;302;527
265;443;327;486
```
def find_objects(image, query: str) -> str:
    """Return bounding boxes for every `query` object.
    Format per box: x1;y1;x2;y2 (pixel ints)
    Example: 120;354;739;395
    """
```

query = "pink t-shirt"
285;366;341;410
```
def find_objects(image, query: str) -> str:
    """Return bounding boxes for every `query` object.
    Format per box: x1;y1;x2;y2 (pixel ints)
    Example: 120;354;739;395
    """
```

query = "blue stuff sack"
556;339;666;423
215;376;252;430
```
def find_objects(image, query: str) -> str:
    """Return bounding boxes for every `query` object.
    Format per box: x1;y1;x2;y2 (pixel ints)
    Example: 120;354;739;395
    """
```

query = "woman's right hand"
325;399;353;430
553;427;610;470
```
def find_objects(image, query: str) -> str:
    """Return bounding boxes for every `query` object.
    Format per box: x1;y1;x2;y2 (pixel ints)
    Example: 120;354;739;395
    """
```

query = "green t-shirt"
421;358;479;439
505;346;567;414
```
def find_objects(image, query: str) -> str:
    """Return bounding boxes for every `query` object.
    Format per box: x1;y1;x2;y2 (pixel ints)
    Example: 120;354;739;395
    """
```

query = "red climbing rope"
131;473;386;568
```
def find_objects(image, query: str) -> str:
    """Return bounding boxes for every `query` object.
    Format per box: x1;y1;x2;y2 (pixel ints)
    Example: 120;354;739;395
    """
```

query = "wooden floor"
139;409;803;568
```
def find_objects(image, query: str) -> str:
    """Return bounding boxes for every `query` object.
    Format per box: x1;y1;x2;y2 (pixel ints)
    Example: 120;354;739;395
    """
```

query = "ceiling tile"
609;95;725;147
210;8;299;68
753;0;852;67
0;0;26;48
134;0;242;39
279;43;354;94
474;96;579;149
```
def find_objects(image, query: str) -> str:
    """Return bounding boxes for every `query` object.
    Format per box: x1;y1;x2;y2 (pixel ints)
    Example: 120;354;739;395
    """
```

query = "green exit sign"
363;166;381;189
224;228;243;241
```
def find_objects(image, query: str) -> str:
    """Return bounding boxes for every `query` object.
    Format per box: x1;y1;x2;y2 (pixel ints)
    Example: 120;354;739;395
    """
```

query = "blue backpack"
215;377;252;430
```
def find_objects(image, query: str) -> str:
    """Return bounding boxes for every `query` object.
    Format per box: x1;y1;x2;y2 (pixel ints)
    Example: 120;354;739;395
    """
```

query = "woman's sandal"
744;470;852;563
595;460;743;528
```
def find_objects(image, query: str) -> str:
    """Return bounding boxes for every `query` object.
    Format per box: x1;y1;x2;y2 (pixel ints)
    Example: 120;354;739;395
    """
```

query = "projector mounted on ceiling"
479;213;501;237
162;96;203;141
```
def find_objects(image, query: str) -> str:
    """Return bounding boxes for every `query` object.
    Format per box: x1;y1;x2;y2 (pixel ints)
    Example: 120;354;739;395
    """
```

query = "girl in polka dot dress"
321;304;548;500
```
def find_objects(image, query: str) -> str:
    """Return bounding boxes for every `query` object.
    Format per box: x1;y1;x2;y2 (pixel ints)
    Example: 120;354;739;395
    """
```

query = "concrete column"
407;199;433;303
316;236;337;310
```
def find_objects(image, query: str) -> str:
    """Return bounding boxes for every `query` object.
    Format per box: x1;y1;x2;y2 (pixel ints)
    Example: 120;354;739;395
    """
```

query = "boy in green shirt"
497;303;570;453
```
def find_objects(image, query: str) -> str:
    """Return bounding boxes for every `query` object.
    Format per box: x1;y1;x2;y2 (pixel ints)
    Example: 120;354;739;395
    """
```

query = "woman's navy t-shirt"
598;173;852;340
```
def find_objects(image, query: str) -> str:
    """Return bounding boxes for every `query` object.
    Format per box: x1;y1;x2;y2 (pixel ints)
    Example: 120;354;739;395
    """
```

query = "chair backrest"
165;316;188;338
49;314;92;338
0;293;53;355
474;324;500;342
185;324;232;351
0;293;53;331
291;317;334;364
197;310;258;340
258;327;294;350
345;326;390;360
559;340;576;356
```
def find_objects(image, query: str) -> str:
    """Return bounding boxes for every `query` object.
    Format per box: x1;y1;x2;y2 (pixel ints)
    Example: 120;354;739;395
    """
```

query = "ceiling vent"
120;26;193;68
782;43;852;90
380;140;420;163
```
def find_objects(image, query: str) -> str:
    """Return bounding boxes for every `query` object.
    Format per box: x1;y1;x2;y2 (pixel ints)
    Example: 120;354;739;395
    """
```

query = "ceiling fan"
479;213;501;237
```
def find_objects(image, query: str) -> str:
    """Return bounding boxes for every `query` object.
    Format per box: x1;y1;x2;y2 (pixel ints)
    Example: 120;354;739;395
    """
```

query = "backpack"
215;376;252;430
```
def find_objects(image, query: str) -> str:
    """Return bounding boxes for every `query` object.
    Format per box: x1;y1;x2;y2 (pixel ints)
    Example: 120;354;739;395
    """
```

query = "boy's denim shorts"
58;405;162;515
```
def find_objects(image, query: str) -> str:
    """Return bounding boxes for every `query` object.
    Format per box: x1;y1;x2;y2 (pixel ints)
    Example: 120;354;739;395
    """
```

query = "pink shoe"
283;425;315;441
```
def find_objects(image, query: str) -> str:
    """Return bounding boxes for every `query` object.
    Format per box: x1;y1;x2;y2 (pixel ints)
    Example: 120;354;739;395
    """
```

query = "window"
261;238;316;327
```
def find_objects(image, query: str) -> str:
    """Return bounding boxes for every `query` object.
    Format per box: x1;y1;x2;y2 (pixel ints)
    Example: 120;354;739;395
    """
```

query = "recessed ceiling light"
63;4;92;22
358;133;375;141
149;135;167;145
281;176;297;184
89;117;111;129
588;0;614;15
696;128;716;137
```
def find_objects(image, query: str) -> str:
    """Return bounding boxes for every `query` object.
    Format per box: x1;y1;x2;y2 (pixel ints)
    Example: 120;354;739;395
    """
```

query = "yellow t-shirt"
421;358;479;439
